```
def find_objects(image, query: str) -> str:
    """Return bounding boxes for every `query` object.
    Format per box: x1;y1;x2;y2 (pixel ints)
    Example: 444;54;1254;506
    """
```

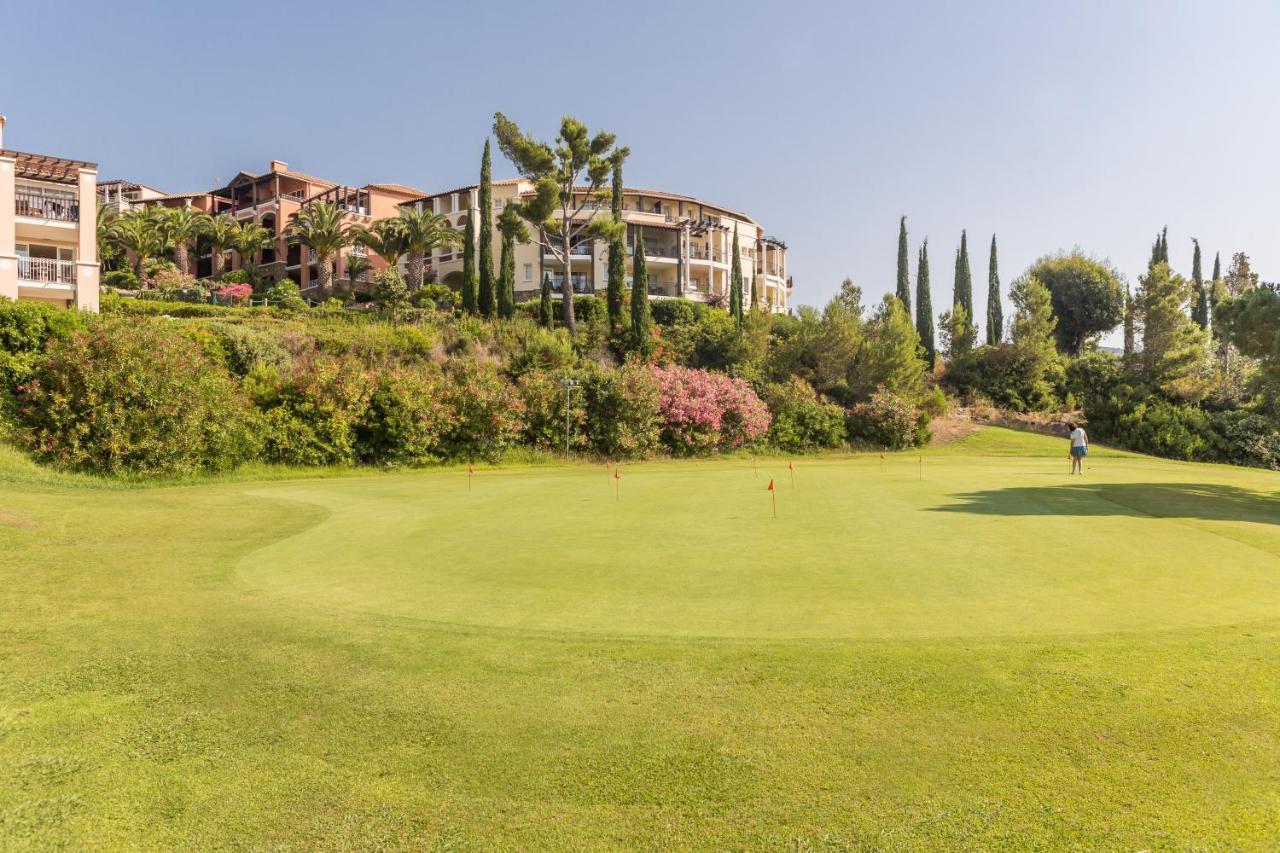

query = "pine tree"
606;157;626;335
1190;238;1208;330
986;233;1002;345
460;213;477;314
896;216;911;314
1138;260;1208;398
538;270;554;328
729;224;744;326
631;230;653;351
915;240;935;364
477;140;495;317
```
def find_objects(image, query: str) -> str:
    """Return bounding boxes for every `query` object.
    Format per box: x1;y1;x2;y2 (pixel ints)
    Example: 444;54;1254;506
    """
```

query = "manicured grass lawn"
2;428;1278;848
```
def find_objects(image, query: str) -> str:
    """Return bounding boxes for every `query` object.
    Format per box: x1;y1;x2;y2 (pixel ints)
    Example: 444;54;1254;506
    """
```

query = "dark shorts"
1071;446;1088;458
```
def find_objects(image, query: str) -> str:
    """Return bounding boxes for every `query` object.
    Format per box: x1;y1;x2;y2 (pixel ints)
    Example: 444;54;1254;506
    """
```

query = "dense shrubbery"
761;379;846;451
845;387;931;449
17;318;259;476
2;285;961;475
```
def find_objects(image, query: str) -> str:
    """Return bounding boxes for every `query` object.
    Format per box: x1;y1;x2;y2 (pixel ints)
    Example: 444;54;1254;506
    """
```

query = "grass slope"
2;428;1278;849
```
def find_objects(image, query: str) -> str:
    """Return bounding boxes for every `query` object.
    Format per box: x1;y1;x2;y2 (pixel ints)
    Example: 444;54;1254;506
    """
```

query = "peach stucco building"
149;162;424;289
402;179;792;311
0;117;99;310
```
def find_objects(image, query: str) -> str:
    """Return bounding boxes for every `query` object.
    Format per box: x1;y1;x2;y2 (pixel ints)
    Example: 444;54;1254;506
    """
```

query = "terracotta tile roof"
145;192;213;201
98;179;166;194
279;170;336;188
2;149;96;185
366;182;429;197
400;177;525;204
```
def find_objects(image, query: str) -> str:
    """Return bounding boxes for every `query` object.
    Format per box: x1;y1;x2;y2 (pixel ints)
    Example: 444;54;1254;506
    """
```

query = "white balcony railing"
18;258;77;285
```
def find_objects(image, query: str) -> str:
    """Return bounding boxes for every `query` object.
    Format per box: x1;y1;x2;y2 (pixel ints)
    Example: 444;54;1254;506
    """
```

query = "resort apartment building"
0;117;100;310
402;180;792;311
146;161;424;287
97;179;167;213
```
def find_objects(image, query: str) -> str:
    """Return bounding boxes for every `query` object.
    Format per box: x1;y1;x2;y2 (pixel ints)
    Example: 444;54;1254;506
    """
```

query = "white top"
1070;427;1087;448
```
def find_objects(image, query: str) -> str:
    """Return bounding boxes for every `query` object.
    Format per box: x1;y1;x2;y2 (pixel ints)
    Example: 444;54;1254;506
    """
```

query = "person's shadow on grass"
932;482;1280;525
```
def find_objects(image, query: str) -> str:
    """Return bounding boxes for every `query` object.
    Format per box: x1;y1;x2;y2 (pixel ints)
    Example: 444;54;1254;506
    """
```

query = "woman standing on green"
1068;422;1089;474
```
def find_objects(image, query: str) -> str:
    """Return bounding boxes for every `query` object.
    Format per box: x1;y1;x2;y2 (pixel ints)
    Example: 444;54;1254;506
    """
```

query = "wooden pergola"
1;149;96;185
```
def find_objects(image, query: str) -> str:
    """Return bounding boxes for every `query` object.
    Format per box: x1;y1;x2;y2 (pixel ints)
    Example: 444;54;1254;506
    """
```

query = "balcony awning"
2;149;96;185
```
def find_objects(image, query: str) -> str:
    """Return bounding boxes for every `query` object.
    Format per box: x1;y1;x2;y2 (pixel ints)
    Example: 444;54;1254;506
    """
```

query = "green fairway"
3;428;1279;848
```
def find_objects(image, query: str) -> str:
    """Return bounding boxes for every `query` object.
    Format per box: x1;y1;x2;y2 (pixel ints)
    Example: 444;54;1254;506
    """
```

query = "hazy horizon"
4;0;1276;338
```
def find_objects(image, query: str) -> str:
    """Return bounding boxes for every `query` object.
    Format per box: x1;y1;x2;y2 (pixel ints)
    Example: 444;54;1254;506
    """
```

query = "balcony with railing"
18;257;77;286
549;272;592;294
15;189;79;223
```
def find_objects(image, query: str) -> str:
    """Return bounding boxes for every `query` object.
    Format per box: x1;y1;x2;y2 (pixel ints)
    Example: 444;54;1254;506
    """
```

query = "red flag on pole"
467;464;473;491
767;478;774;490
788;460;795;488
767;478;776;517
613;468;621;500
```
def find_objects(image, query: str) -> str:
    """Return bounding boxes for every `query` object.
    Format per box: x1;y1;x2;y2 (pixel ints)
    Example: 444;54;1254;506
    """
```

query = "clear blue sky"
4;0;1277;327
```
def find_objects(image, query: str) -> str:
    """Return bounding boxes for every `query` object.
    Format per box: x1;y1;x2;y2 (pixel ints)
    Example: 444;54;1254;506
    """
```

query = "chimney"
0;115;6;149
269;159;288;173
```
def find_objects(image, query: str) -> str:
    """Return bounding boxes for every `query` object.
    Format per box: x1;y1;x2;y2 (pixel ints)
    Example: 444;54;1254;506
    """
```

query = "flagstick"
880;452;885;473
614;470;620;501
789;460;795;489
468;465;473;492
772;486;777;518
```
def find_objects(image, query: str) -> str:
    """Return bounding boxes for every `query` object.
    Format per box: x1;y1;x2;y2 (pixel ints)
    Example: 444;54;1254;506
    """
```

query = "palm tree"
96;204;124;272
353;217;407;274
344;254;372;291
111;208;164;282
202;213;240;279
395;207;460;290
153;206;209;275
286;202;354;300
233;221;275;286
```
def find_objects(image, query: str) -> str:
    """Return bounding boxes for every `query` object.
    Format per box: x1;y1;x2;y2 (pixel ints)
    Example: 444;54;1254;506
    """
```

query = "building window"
523;263;533;282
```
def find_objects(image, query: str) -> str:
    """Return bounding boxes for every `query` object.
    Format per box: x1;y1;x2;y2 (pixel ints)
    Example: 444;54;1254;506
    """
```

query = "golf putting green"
236;430;1280;640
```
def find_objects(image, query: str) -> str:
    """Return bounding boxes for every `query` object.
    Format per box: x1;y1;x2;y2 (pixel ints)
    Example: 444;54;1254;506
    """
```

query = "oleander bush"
845;386;931;450
651;364;771;455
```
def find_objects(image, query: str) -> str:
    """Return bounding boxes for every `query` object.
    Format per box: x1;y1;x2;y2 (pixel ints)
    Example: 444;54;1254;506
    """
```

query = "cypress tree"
896;216;911;314
477;140;495;317
915;240;935;364
1149;226;1170;269
538;270;554;328
460;214;477;314
631;230;653;351
1210;251;1222;324
729;224;744;325
954;230;972;319
1123;284;1135;357
606;157;626;335
1190;238;1208;330
986;234;1002;345
497;230;515;320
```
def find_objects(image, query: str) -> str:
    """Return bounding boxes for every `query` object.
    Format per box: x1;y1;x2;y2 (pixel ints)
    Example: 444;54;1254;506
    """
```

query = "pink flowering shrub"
651;364;770;455
215;283;253;305
845;386;929;449
149;266;198;294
